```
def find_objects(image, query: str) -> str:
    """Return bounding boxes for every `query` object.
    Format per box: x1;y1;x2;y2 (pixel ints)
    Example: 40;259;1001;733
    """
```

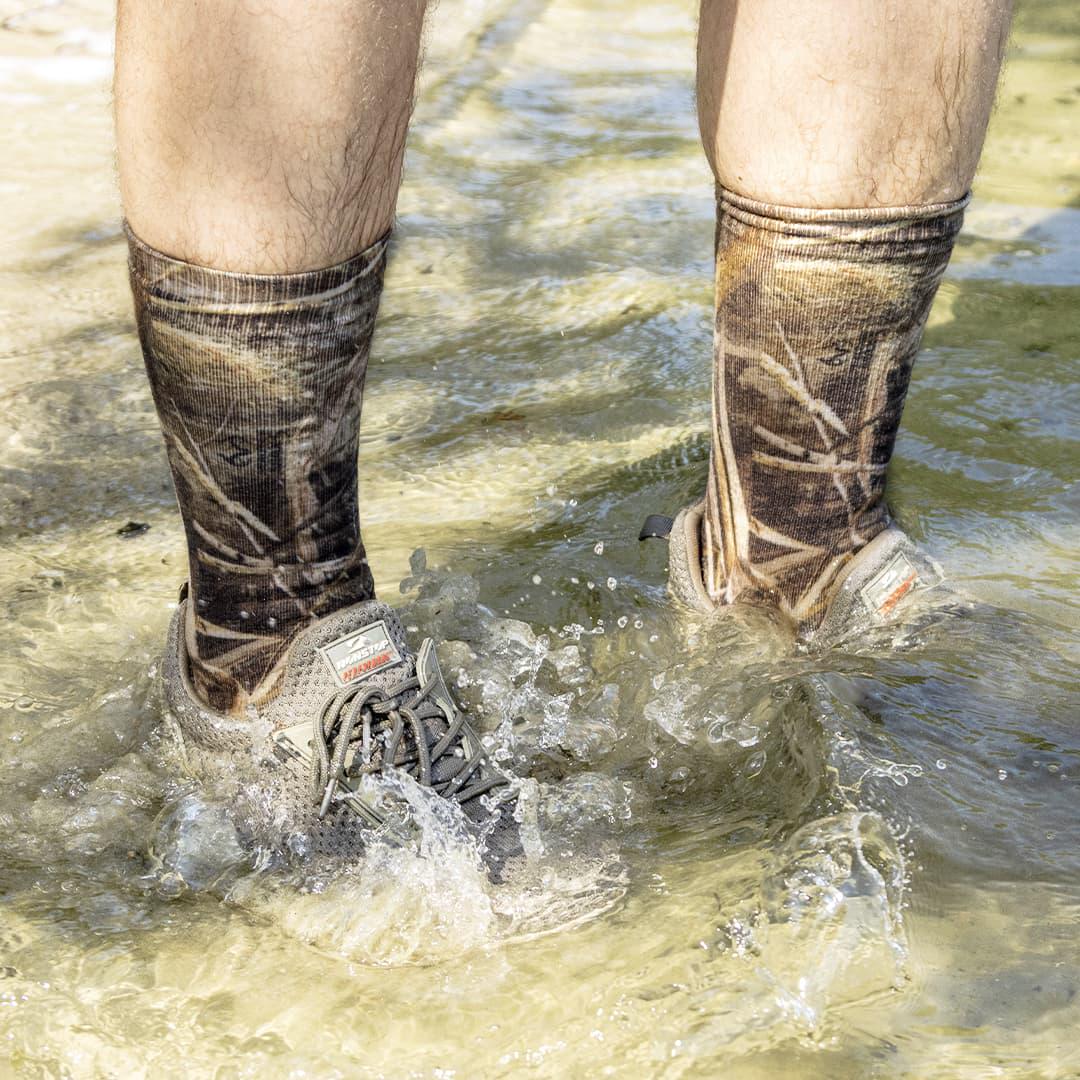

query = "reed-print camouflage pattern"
702;191;966;629
128;230;388;714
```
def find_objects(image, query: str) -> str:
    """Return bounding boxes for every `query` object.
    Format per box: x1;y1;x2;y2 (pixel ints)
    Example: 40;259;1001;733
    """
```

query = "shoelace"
310;653;509;819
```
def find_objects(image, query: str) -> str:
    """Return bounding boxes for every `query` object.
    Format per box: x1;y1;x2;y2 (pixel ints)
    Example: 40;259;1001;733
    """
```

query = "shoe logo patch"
319;621;402;687
859;552;918;618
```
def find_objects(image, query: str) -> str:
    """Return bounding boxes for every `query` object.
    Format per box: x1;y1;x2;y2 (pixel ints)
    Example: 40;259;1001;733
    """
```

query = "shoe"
640;502;944;646
161;594;523;878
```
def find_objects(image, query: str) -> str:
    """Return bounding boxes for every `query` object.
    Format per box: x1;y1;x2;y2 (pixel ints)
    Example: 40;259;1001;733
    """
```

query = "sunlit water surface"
1;0;1078;1076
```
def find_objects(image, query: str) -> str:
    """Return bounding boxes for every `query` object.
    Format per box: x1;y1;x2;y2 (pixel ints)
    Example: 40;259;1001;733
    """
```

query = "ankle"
700;191;966;628
129;227;388;715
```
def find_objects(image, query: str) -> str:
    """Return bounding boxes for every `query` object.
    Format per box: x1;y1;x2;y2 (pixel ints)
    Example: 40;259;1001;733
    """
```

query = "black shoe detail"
639;514;674;542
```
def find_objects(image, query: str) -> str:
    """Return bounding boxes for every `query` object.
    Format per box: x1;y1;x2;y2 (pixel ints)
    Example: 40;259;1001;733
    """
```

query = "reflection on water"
1;0;1078;1076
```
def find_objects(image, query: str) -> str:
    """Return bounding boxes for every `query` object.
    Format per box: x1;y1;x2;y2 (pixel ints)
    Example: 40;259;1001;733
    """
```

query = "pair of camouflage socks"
128;190;965;715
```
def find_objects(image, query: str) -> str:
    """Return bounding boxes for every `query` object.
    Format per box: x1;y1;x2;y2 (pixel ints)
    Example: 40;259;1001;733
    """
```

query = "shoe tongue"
288;600;414;700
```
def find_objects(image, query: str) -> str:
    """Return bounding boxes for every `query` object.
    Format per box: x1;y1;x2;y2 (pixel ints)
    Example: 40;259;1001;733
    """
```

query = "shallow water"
2;0;1079;1076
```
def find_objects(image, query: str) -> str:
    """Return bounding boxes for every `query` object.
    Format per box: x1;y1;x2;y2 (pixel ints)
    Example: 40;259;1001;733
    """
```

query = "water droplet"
935;759;947;770
531;574;542;585
706;718;727;743
606;577;617;591
593;541;604;556
745;750;767;778
998;769;1008;780
617;616;628;628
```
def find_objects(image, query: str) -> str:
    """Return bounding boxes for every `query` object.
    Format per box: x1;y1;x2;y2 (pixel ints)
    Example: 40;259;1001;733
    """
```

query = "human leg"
116;1;519;869
682;0;1012;633
116;0;424;272
116;0;425;712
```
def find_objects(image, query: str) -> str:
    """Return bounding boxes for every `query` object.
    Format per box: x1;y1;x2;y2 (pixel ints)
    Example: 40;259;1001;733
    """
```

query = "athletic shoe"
640;501;944;645
161;594;522;877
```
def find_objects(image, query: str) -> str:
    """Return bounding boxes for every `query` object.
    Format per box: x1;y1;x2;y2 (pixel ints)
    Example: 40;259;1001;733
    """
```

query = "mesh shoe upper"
654;504;943;645
162;597;522;876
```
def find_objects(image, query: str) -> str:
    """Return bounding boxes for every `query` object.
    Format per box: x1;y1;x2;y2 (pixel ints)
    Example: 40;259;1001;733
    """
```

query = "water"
2;0;1078;1076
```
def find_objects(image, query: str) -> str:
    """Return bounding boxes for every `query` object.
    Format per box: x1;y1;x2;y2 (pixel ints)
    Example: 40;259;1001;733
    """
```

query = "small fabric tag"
859;552;918;618
318;620;403;687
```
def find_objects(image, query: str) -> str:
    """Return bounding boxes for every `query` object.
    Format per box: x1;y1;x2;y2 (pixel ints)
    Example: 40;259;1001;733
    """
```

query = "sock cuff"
717;187;969;246
124;222;390;311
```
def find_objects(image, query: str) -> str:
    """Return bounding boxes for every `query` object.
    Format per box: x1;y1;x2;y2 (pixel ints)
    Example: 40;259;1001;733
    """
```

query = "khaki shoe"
642;502;944;646
162;595;522;877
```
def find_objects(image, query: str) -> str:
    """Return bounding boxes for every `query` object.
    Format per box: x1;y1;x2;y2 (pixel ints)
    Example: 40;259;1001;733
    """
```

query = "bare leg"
116;2;426;712
685;0;1012;634
698;0;1011;208
116;0;425;273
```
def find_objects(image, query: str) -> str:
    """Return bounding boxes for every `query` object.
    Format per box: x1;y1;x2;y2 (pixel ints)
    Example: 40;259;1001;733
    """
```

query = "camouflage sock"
128;228;389;714
702;189;967;629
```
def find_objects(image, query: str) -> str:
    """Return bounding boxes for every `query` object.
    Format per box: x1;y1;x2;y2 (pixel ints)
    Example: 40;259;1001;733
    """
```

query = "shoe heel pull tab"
178;581;189;603
639;514;674;542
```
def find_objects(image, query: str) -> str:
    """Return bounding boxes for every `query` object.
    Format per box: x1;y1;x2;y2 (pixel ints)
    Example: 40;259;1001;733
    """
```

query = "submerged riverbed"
1;0;1078;1076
